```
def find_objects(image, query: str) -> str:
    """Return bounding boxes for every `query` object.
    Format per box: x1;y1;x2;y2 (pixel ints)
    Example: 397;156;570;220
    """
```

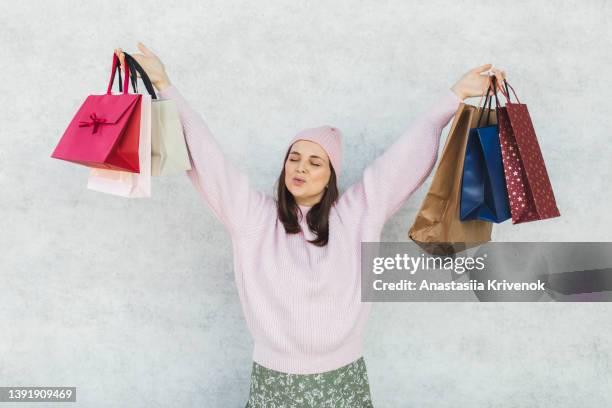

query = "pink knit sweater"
159;85;461;374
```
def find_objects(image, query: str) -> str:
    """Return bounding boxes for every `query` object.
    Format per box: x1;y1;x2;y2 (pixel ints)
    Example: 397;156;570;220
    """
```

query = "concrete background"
1;0;611;406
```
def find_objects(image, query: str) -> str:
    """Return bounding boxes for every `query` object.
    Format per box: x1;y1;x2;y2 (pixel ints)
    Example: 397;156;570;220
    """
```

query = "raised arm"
338;88;462;226
118;43;272;236
159;86;272;235
337;64;506;227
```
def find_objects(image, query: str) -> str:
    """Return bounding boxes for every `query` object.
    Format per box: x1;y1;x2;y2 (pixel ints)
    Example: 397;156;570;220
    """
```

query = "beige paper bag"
151;99;191;176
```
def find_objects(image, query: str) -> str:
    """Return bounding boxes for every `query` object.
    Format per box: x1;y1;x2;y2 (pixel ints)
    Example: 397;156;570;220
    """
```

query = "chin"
286;187;309;200
288;189;304;198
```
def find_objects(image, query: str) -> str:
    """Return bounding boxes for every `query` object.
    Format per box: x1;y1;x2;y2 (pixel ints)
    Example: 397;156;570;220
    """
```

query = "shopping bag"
150;101;191;176
51;54;142;172
123;52;191;176
408;101;494;256
496;80;560;223
86;63;152;198
460;79;511;223
86;93;151;197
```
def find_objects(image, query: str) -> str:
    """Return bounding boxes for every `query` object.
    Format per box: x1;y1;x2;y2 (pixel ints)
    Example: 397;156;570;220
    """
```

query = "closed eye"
289;159;321;166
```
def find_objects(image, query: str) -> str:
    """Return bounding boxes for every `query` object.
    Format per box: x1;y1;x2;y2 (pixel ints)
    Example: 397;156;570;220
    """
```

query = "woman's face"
284;140;331;206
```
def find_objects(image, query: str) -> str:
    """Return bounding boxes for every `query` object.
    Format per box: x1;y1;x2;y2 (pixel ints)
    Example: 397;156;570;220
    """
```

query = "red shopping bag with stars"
495;80;560;224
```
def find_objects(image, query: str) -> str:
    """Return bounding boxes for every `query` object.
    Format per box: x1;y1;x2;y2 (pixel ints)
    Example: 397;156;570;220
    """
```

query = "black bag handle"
492;76;504;110
476;76;497;128
109;51;157;98
122;52;158;100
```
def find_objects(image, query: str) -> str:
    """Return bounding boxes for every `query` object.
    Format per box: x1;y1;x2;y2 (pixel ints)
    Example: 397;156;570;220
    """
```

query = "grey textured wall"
1;1;611;407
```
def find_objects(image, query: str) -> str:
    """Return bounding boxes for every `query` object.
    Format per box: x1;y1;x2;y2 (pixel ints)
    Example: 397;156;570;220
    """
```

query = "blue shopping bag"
460;78;511;223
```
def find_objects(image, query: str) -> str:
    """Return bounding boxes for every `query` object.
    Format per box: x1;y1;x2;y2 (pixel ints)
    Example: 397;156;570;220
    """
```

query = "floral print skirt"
245;357;374;407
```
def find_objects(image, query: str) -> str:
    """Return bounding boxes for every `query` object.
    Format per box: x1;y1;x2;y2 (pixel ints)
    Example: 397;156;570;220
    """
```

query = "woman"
116;43;506;407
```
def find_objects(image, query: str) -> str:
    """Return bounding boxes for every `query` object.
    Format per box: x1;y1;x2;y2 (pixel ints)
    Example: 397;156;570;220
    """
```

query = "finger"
474;63;493;74
489;71;497;88
494;68;506;81
493;69;503;83
131;54;145;66
497;74;504;91
482;81;491;96
137;42;154;57
488;68;499;84
114;48;124;62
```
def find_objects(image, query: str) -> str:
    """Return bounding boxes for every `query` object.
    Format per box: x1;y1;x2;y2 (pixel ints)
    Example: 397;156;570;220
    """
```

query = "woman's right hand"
450;64;506;100
114;42;171;91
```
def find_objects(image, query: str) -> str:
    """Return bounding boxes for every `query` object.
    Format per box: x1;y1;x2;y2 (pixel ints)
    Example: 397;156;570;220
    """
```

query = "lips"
292;177;306;185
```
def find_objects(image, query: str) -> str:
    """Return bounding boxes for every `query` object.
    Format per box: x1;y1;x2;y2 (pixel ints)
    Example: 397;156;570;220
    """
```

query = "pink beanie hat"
288;125;343;178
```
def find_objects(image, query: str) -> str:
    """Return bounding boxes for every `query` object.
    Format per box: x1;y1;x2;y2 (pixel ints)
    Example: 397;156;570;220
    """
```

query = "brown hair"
275;146;339;247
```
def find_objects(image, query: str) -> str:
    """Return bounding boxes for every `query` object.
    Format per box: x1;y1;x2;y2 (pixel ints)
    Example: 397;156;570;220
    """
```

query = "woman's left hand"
450;64;507;100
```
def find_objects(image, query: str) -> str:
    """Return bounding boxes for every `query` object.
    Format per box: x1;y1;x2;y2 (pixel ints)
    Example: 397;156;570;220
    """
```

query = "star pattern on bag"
497;103;560;224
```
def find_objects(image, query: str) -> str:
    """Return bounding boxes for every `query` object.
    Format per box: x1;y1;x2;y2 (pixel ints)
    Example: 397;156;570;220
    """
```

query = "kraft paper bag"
408;102;495;255
151;99;191;176
86;93;152;197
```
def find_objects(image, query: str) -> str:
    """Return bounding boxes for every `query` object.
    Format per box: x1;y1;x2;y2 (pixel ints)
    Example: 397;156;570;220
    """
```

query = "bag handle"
115;62;123;93
492;77;504;110
475;74;494;109
106;53;130;95
122;52;158;100
110;53;139;94
500;79;522;104
119;56;139;94
108;51;154;97
476;76;496;127
113;61;138;93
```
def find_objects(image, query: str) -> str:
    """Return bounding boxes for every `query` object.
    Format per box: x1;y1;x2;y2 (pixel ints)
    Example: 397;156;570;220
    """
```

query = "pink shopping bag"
51;54;142;172
86;93;152;197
